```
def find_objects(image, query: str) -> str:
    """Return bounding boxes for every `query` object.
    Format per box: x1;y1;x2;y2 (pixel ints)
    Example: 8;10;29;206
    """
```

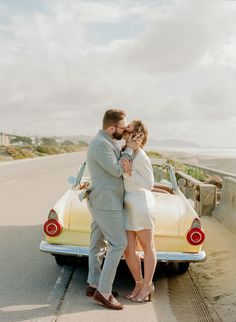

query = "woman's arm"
122;153;154;190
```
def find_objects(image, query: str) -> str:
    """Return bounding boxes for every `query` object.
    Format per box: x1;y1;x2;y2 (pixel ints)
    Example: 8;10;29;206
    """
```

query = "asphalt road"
0;152;215;322
0;152;86;321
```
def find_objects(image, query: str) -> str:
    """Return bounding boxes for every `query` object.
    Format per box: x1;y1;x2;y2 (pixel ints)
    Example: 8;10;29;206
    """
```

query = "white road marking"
0;304;49;312
3;179;18;185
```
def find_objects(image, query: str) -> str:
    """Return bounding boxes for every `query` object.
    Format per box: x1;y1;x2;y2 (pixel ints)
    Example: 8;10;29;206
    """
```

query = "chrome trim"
137;250;206;262
40;241;206;262
168;165;179;193
73;161;86;188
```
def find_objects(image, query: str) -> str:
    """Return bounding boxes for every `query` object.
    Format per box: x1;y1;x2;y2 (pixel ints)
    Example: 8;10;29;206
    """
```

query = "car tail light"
186;227;205;245
44;219;62;237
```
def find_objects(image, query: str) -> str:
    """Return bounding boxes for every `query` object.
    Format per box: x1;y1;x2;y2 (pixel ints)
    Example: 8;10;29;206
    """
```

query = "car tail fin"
48;209;58;220
191;218;201;228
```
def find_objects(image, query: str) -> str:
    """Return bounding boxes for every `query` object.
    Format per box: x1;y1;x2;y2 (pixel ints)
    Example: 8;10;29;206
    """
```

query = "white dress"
123;149;156;231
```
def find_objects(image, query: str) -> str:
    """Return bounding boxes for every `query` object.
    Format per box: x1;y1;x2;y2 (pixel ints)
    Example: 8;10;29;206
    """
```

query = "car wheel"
177;262;190;274
167;262;190;275
54;255;73;266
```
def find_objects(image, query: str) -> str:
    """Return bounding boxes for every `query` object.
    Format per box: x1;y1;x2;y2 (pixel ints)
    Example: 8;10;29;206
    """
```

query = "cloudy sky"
0;0;236;147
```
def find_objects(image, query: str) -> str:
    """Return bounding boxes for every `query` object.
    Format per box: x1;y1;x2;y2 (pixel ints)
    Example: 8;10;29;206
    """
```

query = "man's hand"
126;133;144;151
121;158;132;176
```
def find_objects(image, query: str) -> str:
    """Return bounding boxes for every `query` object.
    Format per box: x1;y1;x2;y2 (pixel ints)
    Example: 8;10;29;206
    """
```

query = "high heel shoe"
131;283;154;303
124;279;144;300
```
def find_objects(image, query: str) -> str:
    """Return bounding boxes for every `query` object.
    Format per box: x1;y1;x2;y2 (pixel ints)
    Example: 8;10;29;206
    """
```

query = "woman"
121;120;157;303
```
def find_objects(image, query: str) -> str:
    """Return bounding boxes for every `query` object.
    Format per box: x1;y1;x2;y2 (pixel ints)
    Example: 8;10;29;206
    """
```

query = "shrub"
61;146;74;153
184;166;206;182
146;151;163;158
36;145;59;154
6;147;25;159
20;149;35;158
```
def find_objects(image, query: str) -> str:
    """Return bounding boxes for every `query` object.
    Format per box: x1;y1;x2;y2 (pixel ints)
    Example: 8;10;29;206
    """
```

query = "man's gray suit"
86;129;133;293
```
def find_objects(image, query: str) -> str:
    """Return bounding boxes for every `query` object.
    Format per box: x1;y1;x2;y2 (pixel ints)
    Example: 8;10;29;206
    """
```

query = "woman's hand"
127;133;144;150
121;158;132;176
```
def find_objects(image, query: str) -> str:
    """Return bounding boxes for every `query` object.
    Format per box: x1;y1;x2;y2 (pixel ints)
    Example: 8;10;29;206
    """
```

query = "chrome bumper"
40;240;206;262
40;240;89;257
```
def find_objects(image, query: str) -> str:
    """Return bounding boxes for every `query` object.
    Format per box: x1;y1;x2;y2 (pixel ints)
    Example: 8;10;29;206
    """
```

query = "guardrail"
176;170;217;216
178;162;236;234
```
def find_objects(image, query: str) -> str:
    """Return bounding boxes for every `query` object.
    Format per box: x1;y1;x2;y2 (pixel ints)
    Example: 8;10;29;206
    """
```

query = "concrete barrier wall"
212;177;236;235
183;163;236;235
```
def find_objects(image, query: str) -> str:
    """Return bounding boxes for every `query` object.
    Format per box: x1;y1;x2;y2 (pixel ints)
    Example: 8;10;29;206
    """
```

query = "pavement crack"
52;264;75;322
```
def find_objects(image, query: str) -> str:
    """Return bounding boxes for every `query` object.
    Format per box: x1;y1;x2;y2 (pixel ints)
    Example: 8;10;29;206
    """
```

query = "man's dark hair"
102;109;126;129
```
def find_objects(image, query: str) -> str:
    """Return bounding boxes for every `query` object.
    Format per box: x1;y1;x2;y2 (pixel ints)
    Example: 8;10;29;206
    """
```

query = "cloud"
191;83;236;120
120;0;236;73
0;0;236;147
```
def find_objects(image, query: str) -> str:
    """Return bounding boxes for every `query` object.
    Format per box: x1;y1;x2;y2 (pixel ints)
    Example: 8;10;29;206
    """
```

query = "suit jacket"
86;130;133;211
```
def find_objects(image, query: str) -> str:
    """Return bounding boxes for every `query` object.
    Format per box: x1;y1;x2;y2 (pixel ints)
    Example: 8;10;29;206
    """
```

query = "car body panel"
52;190;75;229
41;162;206;263
45;192;203;254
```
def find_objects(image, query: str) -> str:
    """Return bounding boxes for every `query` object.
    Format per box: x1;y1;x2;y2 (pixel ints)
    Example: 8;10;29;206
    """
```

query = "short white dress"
123;149;156;231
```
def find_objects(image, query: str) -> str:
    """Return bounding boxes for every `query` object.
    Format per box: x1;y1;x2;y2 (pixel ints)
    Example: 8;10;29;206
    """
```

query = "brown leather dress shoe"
86;285;118;298
93;290;123;310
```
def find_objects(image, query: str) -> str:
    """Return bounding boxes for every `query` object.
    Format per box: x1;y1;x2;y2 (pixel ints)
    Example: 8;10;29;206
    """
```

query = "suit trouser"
87;206;127;293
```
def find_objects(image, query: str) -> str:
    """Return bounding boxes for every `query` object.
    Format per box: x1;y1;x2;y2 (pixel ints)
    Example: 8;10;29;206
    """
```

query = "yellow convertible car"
40;161;206;274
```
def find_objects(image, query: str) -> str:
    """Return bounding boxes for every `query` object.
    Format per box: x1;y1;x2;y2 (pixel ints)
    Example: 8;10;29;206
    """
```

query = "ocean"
145;147;236;158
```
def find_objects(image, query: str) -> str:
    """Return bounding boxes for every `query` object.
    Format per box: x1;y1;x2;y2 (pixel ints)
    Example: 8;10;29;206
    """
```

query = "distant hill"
147;138;202;149
60;135;202;148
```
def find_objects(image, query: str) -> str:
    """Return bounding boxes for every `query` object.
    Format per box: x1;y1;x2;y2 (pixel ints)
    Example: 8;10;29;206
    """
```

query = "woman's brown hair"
131;120;148;148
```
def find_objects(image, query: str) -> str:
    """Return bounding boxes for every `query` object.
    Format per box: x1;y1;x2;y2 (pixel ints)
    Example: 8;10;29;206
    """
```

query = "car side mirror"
68;176;76;185
178;178;187;188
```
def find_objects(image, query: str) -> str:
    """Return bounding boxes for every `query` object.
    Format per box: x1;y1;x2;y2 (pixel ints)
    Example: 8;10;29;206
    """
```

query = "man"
86;109;141;310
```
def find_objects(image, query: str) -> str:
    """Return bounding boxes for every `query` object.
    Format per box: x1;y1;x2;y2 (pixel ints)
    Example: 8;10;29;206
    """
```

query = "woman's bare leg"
134;229;156;300
124;231;143;297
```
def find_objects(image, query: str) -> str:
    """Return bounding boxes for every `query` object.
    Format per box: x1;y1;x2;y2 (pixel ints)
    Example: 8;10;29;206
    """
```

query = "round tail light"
186;227;205;245
44;219;62;237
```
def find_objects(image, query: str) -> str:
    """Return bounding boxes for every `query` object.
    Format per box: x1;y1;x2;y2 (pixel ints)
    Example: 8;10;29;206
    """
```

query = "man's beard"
112;129;123;140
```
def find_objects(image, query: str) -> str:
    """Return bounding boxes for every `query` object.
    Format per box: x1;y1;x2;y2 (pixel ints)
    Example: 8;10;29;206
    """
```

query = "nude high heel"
124;279;144;300
131;283;154;303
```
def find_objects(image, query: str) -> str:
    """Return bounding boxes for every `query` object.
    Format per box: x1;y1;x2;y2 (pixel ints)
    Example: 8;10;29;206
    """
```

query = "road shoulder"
189;216;236;321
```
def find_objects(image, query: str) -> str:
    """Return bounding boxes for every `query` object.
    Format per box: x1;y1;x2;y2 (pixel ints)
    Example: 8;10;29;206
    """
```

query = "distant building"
11;140;24;146
31;136;37;145
0;132;10;146
56;137;64;144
